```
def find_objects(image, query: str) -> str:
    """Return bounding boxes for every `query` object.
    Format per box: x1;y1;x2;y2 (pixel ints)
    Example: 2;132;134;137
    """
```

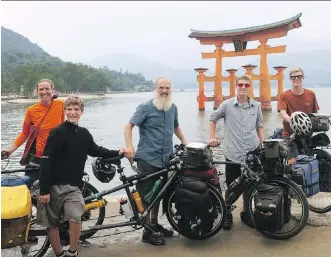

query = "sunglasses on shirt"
237;83;251;88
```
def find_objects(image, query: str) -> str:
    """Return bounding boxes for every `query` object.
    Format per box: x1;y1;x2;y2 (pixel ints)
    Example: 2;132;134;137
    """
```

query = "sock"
150;218;158;227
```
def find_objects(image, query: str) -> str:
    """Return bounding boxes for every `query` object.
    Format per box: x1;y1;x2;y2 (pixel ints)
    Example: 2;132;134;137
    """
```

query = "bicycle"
3;144;227;256
169;142;309;240
1;164;106;256
270;113;331;214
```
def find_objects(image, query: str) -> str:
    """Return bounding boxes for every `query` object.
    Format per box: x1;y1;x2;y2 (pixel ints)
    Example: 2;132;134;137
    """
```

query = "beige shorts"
37;185;85;228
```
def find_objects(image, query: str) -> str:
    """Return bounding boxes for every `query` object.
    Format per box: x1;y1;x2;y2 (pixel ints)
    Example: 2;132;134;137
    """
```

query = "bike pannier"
174;179;215;237
1;176;32;249
253;184;285;232
292;155;320;197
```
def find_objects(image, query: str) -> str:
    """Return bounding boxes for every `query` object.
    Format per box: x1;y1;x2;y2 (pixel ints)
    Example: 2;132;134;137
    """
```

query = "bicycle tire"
79;182;106;240
308;149;331;214
244;177;309;240
165;183;226;240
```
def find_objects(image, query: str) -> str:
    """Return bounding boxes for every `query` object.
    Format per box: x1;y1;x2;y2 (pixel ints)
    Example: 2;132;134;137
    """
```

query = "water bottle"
143;178;163;204
132;190;145;213
119;198;134;219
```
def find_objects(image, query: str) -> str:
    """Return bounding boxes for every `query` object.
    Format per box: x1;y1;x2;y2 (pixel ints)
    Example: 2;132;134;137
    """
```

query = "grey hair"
154;76;171;89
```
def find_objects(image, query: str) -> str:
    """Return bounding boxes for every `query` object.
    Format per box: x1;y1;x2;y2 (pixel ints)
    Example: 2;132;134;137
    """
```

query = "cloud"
2;1;330;69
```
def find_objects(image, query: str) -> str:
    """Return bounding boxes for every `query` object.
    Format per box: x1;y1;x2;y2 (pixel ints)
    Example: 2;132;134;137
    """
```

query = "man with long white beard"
124;77;188;245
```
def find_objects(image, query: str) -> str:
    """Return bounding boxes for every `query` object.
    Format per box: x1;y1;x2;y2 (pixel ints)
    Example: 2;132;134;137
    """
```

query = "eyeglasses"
290;75;304;81
237;83;251;88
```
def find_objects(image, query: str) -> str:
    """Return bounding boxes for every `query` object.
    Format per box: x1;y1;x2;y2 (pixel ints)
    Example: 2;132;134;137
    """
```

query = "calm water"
1;88;331;195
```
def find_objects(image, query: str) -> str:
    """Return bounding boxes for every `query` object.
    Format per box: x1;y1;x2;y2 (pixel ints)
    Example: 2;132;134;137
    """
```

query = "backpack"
253;184;285;233
174;179;214;237
292;155;320;197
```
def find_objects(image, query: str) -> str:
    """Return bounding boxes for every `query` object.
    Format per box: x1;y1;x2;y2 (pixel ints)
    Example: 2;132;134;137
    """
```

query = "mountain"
89;53;197;88
1;26;63;73
1;27;153;95
89;50;331;89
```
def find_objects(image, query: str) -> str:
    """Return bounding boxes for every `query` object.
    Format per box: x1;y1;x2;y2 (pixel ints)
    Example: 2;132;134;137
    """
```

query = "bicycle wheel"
79;182;106;240
308;149;331;214
245;177;309;240
165;183;226;240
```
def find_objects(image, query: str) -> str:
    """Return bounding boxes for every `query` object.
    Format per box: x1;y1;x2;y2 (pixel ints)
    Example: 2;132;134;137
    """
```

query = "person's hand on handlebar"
1;150;10;160
208;137;221;147
119;148;127;156
125;146;135;163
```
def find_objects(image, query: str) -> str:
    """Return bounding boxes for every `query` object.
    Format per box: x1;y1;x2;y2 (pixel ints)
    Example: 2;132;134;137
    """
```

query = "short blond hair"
64;95;84;112
289;68;304;77
36;79;55;90
236;75;251;84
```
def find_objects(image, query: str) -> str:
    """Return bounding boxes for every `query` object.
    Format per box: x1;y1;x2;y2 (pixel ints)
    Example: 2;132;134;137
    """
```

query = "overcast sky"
2;1;331;70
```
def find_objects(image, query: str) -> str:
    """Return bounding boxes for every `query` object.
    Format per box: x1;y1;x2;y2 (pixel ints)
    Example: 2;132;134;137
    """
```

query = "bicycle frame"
212;160;264;207
80;163;180;233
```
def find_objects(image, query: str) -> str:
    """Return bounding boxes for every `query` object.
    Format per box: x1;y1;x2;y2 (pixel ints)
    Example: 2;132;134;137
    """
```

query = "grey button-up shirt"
210;97;263;163
130;99;179;168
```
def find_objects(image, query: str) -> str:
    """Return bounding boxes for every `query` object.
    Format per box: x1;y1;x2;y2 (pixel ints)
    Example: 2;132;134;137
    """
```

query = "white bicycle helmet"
290;111;312;136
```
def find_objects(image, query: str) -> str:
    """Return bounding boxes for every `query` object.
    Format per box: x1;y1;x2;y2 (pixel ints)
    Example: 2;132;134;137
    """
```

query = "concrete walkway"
76;196;331;257
78;220;331;257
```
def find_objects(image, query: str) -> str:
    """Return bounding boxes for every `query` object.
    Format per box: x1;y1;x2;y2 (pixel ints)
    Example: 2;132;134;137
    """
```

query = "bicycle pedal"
231;205;237;211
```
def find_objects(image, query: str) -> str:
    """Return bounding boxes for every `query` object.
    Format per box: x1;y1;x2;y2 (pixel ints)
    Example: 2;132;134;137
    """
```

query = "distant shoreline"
1;94;106;104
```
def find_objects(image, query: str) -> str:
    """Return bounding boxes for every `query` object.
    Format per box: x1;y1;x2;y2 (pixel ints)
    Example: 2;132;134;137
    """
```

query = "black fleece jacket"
39;121;120;195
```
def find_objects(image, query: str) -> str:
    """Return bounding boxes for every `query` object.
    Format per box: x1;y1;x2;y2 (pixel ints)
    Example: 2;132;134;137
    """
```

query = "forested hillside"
1;27;153;95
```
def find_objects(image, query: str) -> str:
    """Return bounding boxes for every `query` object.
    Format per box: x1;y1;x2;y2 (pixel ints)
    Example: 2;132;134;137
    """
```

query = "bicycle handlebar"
1;168;39;174
101;154;125;163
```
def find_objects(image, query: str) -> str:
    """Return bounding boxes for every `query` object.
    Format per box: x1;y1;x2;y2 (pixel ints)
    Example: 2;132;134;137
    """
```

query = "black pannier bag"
174;179;214;237
253;184;285;232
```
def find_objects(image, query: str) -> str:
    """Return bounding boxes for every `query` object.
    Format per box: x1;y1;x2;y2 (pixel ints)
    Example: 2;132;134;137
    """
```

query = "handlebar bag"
1;176;32;249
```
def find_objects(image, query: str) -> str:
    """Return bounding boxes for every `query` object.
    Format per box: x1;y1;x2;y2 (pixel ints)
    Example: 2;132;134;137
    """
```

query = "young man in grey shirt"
209;75;265;230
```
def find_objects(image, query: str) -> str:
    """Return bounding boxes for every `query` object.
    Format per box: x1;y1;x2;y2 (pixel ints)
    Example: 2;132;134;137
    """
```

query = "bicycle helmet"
290;111;312;136
92;158;116;183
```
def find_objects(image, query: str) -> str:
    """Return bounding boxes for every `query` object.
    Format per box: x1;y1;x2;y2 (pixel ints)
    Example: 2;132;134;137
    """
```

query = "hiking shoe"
154;224;174;237
64;250;78;257
240;211;255;228
223;213;233;230
142;230;165;245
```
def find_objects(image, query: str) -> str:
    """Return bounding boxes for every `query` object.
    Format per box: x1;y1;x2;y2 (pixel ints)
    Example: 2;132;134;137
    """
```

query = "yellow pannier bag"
1;176;32;249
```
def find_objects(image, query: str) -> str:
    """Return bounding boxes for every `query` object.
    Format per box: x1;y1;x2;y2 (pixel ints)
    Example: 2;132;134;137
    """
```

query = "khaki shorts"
37;185;85;228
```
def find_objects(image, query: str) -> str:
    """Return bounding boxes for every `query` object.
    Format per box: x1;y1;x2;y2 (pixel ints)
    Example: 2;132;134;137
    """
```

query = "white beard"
153;91;173;111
